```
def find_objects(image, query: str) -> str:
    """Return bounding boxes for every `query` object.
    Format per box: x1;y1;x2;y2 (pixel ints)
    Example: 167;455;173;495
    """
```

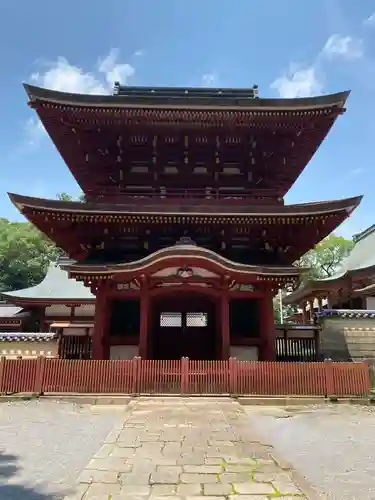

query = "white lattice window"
186;312;207;327
160;312;182;327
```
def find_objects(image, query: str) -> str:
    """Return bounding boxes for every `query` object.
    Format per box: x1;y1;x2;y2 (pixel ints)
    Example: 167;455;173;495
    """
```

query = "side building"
285;225;375;361
285;224;375;319
0;257;94;358
5;83;361;361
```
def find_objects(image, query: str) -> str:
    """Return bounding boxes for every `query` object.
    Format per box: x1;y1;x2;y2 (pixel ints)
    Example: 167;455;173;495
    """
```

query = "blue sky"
1;0;375;238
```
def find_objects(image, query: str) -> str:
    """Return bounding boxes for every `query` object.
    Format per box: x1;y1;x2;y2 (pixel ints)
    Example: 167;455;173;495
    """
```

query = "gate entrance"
151;295;217;360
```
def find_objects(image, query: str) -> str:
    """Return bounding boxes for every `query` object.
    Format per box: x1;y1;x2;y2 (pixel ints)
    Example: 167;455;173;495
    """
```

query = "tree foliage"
0;193;85;293
56;192;85;202
274;234;354;321
0;219;59;292
296;234;354;281
273;292;297;324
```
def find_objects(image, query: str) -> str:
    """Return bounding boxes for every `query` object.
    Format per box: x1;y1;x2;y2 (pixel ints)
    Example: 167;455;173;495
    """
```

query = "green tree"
0;193;85;292
56;192;85;202
296;234;354;281
273;290;298;324
0;219;59;292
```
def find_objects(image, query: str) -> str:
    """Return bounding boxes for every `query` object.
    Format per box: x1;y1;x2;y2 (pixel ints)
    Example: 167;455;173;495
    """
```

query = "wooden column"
92;283;109;360
307;300;314;323
260;290;276;361
138;275;150;359
302;302;308;324
326;294;332;309
220;292;230;360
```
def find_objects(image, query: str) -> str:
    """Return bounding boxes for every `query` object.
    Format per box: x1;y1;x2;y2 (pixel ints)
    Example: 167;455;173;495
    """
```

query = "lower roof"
9;193;362;217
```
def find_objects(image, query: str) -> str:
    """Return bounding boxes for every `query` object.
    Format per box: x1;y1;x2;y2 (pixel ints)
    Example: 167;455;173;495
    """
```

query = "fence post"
0;356;5;395
34;356;46;395
181;357;189;395
132;356;141;396
229;357;238;396
324;359;335;398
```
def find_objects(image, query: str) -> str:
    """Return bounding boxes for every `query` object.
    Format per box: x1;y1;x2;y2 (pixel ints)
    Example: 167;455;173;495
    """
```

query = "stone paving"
245;404;375;500
65;398;311;499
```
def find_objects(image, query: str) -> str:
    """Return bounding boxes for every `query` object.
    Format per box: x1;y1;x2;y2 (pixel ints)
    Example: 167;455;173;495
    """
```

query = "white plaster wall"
0;341;58;359
75;304;95;316
230;346;258;361
110;345;139;360
276;328;316;339
62;328;89;336
45;305;71;316
366;297;375;310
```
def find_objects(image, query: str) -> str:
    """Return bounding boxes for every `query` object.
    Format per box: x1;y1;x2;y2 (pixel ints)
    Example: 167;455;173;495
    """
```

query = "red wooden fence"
0;357;370;397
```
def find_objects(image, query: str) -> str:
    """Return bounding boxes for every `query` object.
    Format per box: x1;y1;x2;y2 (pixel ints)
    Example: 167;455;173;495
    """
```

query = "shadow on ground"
0;451;64;500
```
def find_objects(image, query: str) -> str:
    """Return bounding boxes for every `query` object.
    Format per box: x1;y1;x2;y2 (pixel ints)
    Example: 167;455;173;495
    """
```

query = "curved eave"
24;84;350;112
1;293;95;305
354;283;375;295
0;263;94;302
68;245;302;280
284;263;375;304
1;289;95;304
283;276;347;304
8;193;363;219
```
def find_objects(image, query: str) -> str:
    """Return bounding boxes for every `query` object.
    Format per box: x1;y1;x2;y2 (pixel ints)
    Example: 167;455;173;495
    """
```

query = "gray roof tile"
0;303;24;317
1;263;94;301
0;332;57;341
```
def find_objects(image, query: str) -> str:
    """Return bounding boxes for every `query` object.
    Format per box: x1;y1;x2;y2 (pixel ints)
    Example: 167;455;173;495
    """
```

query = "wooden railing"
0;357;370;397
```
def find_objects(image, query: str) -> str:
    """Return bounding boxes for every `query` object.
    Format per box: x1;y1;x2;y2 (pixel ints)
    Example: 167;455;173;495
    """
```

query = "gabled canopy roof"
69;243;302;277
69;243;303;291
284;224;375;304
1;261;94;303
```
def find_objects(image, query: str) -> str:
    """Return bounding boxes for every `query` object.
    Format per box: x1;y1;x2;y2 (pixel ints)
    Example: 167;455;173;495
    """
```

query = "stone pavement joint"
64;397;311;499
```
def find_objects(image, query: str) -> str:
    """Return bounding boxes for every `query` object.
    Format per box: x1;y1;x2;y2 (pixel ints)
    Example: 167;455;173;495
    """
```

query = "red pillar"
92;284;109;360
260;290;276;361
138;276;150;359
221;293;230;360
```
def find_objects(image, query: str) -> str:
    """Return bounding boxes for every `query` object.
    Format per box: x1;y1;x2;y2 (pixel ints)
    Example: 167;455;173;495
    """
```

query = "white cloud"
271;33;364;98
24;117;45;147
364;12;375;25
201;73;218;87
322;34;364;60
31;49;134;94
133;49;145;57
26;49;135;145
270;64;323;98
97;49;135;88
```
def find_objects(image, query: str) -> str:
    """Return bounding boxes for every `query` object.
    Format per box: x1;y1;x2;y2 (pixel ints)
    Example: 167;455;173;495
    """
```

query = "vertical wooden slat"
0;359;370;397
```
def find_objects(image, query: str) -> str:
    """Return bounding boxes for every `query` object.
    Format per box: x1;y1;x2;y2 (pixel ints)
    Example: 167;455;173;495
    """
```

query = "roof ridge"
353;224;375;244
353;224;375;243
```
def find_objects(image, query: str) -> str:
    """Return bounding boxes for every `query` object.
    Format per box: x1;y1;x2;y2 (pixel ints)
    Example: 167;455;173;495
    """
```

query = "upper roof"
23;84;350;200
1;260;94;303
284;224;375;304
25;84;349;110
